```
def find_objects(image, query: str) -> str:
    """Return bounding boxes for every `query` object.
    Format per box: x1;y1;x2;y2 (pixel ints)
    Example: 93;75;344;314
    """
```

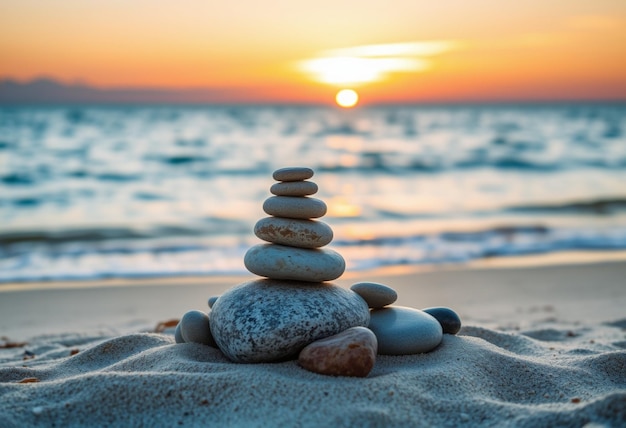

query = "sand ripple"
1;322;625;427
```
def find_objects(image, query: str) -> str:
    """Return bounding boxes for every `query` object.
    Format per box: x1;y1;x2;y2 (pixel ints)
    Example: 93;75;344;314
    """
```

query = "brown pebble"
0;341;28;349
154;319;180;333
69;349;80;356
298;326;377;377
571;397;581;403
18;377;39;384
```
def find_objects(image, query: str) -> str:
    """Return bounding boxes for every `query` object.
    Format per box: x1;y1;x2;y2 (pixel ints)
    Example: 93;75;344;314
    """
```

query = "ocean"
1;103;625;283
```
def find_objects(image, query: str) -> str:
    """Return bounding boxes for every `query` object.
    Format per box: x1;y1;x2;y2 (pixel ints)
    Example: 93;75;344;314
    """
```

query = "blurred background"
1;1;625;282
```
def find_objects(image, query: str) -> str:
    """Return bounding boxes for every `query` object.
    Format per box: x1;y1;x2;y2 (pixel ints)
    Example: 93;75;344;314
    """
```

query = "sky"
1;0;625;104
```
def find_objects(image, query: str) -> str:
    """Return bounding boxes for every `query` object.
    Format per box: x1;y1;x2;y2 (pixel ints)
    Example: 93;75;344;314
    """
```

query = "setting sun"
335;89;359;108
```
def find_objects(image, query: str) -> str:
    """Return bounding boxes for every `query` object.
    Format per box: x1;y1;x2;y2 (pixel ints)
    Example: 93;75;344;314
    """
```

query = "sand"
1;261;625;426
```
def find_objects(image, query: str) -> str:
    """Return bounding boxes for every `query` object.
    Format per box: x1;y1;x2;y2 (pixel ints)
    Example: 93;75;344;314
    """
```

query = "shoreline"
3;249;626;293
1;259;625;340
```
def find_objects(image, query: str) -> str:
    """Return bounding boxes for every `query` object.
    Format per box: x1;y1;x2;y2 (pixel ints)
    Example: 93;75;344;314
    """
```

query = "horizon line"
1;77;625;106
1;99;626;107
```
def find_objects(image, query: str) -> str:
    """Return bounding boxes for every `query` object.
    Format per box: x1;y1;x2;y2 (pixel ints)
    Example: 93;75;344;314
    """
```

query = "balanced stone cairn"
175;167;462;378
244;167;344;282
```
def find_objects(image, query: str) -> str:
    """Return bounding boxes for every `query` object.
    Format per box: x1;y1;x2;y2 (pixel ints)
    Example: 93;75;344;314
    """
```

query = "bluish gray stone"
254;217;333;248
244;243;345;282
350;282;397;308
368;306;443;355
179;310;217;347
263;196;327;219
273;167;314;182
174;323;185;344
210;279;370;363
422;307;462;335
208;296;219;308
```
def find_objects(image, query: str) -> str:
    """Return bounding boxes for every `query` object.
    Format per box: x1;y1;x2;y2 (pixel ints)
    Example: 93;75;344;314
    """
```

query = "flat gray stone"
179;310;217;347
210;279;370;363
368;306;443;355
254;217;333;248
273;167;314;182
244;243;345;282
270;181;318;196
263;196;327;219
351;282;398;308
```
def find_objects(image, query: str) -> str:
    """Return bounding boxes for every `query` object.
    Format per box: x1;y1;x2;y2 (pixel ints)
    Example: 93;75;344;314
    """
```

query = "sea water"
1;104;625;282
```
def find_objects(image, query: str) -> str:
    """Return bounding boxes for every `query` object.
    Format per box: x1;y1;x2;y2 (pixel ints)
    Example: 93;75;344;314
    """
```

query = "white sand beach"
1;261;625;426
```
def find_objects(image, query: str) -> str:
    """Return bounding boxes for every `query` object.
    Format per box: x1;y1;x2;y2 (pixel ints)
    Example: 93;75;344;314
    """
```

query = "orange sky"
1;0;625;104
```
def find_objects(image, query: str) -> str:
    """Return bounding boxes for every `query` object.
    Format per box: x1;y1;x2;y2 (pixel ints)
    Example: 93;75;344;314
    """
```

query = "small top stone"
273;167;314;182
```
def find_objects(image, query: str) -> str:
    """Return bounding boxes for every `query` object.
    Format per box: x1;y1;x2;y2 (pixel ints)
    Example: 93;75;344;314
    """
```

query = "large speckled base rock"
210;279;370;363
244;243;345;282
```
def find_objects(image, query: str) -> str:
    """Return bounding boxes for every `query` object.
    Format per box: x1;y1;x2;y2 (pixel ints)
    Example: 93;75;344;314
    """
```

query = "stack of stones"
208;167;372;369
244;167;345;282
175;167;462;378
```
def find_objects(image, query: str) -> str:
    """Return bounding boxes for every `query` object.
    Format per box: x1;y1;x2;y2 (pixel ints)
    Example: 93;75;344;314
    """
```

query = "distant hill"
0;78;243;104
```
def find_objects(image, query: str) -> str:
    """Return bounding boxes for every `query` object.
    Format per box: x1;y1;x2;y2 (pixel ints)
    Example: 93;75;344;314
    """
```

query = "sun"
335;89;359;108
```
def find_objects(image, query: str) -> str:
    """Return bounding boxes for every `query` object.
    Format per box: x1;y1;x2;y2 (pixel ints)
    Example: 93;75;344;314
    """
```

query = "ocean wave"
313;157;624;174
333;224;625;250
0;221;248;247
2;224;626;283
507;198;626;215
2;104;626;283
1;173;35;185
337;225;626;270
92;172;142;182
149;154;212;165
